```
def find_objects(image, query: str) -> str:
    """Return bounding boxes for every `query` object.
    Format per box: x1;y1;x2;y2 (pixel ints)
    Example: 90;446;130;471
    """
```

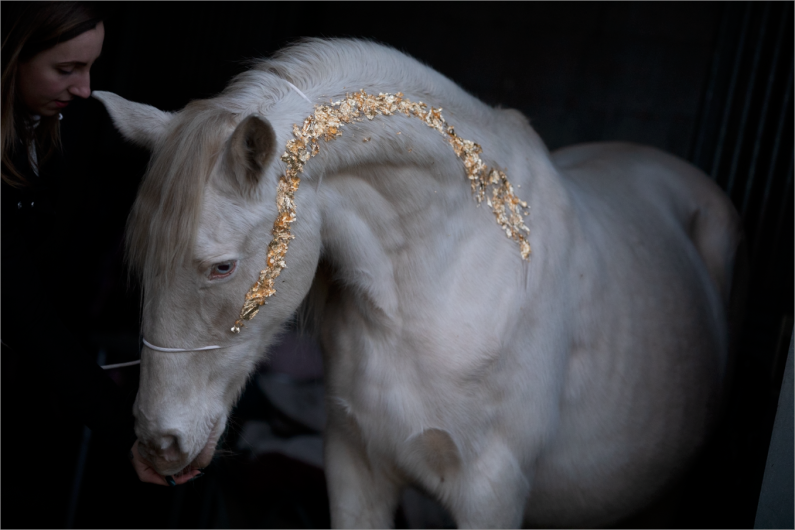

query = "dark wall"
93;2;723;157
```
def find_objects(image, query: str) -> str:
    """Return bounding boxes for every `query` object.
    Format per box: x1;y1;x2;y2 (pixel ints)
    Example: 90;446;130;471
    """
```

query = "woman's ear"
224;114;277;196
92;90;172;150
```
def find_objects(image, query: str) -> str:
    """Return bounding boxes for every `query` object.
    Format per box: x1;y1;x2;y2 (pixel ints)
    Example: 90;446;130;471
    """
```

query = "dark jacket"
1;100;141;459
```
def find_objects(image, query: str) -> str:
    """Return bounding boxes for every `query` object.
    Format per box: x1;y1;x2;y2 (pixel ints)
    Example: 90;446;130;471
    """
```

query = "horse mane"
125;99;233;290
125;38;495;292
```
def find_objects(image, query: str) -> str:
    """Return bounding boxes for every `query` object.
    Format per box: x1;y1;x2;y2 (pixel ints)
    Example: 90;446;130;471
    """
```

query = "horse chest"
335;368;476;491
327;334;487;446
338;350;451;431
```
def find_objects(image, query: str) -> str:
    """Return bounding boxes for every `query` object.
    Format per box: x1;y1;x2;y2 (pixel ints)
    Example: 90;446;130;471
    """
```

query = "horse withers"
94;39;743;528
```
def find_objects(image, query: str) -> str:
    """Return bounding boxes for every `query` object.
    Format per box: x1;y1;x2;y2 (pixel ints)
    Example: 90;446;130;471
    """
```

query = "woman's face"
17;21;105;117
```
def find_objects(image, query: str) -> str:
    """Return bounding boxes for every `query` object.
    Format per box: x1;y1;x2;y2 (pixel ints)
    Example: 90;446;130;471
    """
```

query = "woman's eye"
57;68;73;75
209;261;236;279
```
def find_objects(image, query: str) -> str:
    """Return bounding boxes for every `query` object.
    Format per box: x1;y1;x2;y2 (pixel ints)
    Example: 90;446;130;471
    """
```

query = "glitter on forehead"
231;90;531;333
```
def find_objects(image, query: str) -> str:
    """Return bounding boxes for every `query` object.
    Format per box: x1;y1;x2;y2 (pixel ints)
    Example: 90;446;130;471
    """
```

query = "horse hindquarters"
687;185;747;391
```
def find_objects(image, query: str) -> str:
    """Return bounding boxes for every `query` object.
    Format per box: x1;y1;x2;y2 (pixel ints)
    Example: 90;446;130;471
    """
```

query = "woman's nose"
68;72;91;99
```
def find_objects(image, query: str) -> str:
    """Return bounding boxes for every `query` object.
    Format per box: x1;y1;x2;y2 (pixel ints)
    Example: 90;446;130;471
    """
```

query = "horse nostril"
140;434;183;463
159;435;177;451
158;435;183;462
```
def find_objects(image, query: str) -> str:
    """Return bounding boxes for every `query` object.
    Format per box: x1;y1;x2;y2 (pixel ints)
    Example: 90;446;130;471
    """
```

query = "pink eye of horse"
210;261;236;279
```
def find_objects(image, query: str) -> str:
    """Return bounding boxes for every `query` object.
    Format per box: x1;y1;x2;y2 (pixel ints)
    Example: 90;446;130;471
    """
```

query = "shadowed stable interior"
0;3;790;528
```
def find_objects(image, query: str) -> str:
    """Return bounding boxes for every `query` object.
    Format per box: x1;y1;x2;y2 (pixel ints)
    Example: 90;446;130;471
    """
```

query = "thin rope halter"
230;87;532;334
106;83;532;361
102;83;310;369
99;339;222;370
284;80;314;105
141;338;222;352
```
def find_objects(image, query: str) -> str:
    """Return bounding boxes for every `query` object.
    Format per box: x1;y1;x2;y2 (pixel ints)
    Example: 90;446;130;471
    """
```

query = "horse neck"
221;41;564;327
302;96;560;330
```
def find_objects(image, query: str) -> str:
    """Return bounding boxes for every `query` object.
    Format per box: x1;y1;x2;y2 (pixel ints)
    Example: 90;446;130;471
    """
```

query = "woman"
1;3;200;516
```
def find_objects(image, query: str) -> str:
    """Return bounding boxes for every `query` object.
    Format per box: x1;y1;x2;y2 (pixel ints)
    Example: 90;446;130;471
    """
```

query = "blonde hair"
1;2;103;187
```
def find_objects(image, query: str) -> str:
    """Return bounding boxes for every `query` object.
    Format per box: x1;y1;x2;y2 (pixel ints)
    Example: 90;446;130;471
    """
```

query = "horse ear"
225;115;277;195
92;90;172;150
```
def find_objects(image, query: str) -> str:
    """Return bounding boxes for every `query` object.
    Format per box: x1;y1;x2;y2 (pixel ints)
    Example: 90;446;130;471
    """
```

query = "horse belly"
523;254;727;526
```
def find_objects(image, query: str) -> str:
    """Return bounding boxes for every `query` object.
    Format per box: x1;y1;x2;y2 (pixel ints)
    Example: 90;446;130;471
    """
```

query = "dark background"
3;2;792;528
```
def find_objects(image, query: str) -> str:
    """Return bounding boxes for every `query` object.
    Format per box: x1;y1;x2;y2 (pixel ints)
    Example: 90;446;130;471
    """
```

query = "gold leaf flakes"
232;89;531;333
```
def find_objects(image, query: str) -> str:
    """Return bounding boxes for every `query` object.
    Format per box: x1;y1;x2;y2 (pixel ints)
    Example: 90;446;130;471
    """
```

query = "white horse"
94;39;743;528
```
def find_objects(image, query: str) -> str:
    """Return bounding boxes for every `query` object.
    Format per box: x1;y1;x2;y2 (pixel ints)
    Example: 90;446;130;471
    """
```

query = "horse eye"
209;261;236;279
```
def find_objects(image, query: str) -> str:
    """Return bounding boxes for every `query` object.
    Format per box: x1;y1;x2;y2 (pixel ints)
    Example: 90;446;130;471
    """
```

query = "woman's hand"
129;439;203;486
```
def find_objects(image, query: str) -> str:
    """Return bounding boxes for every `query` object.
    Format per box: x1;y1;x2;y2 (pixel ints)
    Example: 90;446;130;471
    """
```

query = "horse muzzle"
137;416;225;476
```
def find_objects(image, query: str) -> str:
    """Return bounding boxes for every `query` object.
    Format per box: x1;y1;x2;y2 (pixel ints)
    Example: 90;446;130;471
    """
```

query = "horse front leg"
324;415;402;528
446;440;531;529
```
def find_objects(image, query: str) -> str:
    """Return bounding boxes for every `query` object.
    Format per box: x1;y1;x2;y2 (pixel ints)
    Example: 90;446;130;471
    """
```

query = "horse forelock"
126;100;234;291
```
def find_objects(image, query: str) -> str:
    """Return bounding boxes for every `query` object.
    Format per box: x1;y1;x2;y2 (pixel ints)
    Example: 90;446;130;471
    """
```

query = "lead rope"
1;336;142;371
101;360;141;370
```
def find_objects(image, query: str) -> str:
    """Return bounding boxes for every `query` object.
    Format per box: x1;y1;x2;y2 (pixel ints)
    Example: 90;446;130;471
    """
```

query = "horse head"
93;91;322;475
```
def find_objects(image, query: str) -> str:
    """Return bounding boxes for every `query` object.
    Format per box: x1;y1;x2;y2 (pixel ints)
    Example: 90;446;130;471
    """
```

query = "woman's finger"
172;468;204;485
129;440;204;486
130;440;169;486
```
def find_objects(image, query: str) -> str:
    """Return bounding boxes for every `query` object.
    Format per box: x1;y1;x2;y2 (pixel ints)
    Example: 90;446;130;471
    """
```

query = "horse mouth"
189;417;225;470
149;415;226;476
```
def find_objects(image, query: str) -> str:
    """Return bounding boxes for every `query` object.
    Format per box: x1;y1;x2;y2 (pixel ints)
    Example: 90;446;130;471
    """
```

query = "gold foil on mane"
231;90;531;333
